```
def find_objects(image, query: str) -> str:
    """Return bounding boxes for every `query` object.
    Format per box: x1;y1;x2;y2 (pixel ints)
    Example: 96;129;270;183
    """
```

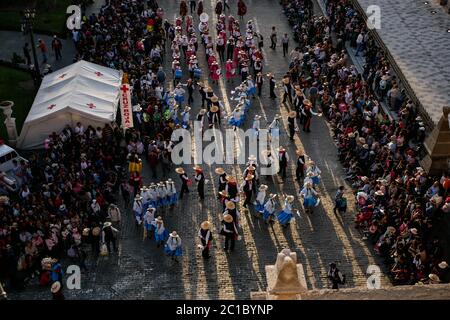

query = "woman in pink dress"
225;59;235;83
210;61;221;84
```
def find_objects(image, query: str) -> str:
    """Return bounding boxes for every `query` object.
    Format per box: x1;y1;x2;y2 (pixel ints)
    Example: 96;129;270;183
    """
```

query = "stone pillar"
421;106;450;175
251;248;307;300
0;101;19;147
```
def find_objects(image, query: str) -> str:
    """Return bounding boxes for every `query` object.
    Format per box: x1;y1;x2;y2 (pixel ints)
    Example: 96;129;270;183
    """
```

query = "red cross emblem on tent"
95;72;103;77
59;73;67;79
121;84;129;92
47;104;56;110
86;103;96;109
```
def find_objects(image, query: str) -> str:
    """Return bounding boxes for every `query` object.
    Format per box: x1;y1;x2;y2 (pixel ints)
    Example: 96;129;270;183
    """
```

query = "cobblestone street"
8;0;392;300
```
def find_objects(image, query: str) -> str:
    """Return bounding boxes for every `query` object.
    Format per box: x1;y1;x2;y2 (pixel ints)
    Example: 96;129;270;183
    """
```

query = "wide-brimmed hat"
175;167;185;174
296;150;304;156
193;166;203;172
247;165;256;171
218;190;229;197
438;261;449;269
303;99;312;106
429;273;441;283
206;87;213;93
199;108;207;115
259;184;268;191
155;216;163;223
215;167;225;175
226;201;236;210
278;146;286;152
201;221;211;230
184;106;191;112
170;231;179;238
92;226;101;236
210;105;219;113
245;174;254;181
286;195;295;203
211;95;219;103
267;73;273;77
226;176;236;183
223;214;234;223
51;281;61;293
269;193;277;199
289;111;297;117
103;222;112;228
410;228;418;235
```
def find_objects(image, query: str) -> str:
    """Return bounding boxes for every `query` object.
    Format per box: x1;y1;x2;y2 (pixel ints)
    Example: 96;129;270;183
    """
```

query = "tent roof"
24;60;122;123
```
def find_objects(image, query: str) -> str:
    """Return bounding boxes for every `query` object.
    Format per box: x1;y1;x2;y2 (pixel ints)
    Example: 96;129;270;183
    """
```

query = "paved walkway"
0;30;75;71
8;0;391;300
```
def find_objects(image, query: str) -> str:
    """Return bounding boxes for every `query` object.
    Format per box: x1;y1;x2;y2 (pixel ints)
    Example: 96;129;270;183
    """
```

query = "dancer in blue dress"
263;194;277;224
307;160;322;187
143;207;156;239
300;182;319;214
164;231;183;262
254;184;268;214
167;179;178;207
277;195;295;228
154;216;169;247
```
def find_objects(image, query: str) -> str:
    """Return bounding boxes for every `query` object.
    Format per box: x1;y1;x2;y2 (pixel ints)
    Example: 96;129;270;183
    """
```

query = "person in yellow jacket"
128;157;143;174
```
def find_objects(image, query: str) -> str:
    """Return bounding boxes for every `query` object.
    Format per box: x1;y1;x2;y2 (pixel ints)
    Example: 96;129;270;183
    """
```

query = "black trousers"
283;43;288;57
288;126;295;140
243;190;252;207
279;164;287;178
282;91;292;105
296;165;304;180
270;86;276;98
190;0;196;13
198;182;205;199
201;240;210;257
257;84;262;96
180;183;189;198
224;234;235;250
105;238;117;253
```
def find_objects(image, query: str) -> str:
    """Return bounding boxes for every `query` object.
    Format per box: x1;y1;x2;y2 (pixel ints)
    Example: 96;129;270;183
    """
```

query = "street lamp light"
23;8;41;89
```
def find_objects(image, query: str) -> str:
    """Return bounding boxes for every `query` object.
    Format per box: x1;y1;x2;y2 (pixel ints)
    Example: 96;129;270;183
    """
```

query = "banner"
119;83;133;129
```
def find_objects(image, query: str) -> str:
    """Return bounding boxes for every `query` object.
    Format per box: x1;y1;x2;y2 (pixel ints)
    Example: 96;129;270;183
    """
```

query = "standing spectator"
281;33;289;57
101;222;119;254
37;38;47;64
190;0;196;14
107;204;121;228
51;35;63;61
270;26;277;50
333;186;347;214
355;31;365;56
23;43;31;66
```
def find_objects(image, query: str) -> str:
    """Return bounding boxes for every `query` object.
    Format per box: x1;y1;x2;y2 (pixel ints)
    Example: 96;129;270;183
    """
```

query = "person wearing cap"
155;217;169;248
198;221;213;258
278;147;290;179
221;214;239;252
194;166;205;200
102;222;119;253
176;168;190;199
277;195;295;227
165;231;183;262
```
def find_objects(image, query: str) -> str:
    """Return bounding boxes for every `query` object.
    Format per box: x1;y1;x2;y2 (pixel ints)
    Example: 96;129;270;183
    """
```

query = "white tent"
17;60;122;149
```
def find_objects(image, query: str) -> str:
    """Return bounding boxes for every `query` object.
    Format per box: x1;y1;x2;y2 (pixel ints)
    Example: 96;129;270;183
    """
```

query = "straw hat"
199;108;207;115
296;150;304;156
206;87;213;93
201;221;211;230
289;111;297;117
215;167;225;175
92;226;101;236
247;165;256;171
219;190;229;197
211;95;219;103
438;261;449;269
267;73;273;77
269;193;277;199
410;228;418;235
248;155;257;161
223;214;234;223
51;281;61;293
226;176;236;183
259;184;268;191
184;106;191;112
226;201;236;210
170;231;179;238
193;166;203;172
429;273;441;283
245;174;254;181
82;228;90;236
278;146;286;152
374;190;384;196
175;167;185;174
286;195;295;203
103;222;112;228
210;105;219;112
303;99;312;106
155;216;163;223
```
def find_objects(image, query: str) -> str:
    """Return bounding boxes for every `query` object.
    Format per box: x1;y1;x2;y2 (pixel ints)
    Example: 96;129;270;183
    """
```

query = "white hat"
438;261;449;269
51;281;61;293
